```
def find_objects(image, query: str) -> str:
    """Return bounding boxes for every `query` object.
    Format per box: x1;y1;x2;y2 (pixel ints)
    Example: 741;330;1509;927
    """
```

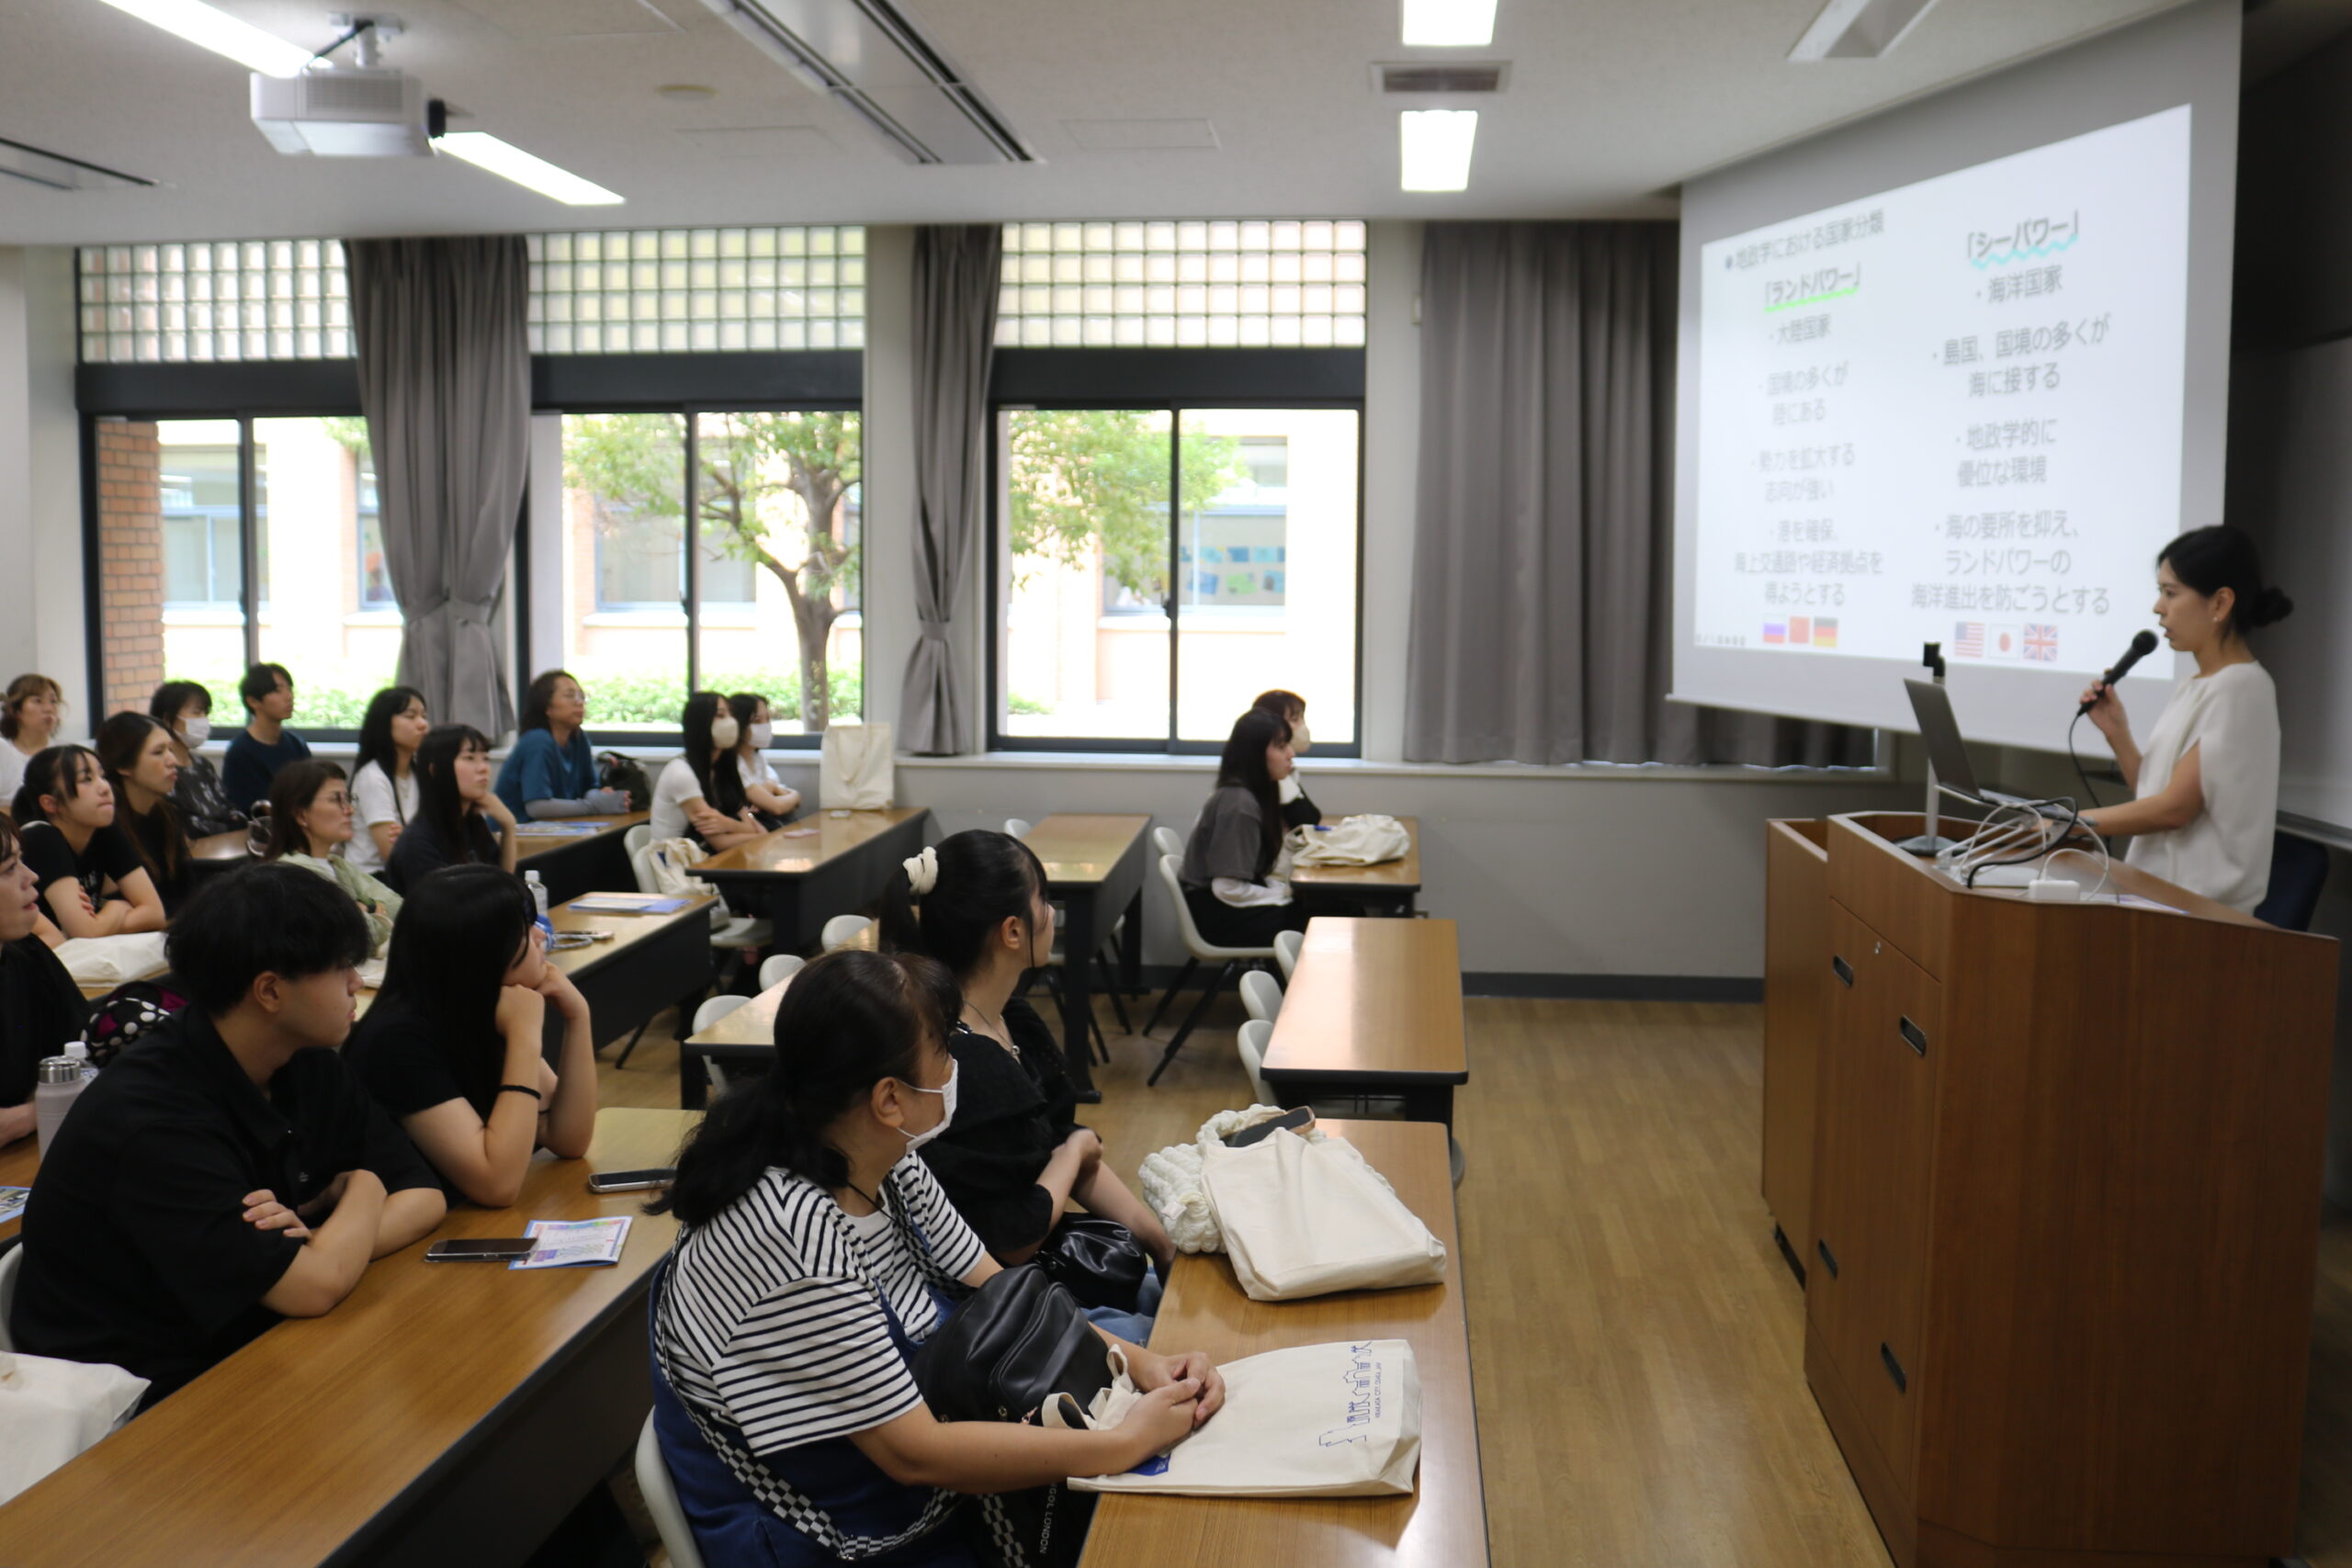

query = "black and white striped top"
657;1157;987;1457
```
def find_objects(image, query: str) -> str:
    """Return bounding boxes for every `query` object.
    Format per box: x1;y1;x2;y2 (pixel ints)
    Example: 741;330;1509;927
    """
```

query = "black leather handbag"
1032;1215;1151;1314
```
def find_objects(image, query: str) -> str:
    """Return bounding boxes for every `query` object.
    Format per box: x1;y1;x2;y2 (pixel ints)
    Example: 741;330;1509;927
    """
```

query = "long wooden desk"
680;972;789;1109
1261;919;1467;1125
1080;1118;1486;1567
1292;816;1421;916
511;811;648;905
544;890;716;1058
1021;813;1150;1100
0;1107;694;1567
688;807;930;950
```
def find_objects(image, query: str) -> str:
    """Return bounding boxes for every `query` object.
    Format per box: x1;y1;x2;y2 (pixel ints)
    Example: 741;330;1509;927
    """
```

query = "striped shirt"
657;1157;987;1457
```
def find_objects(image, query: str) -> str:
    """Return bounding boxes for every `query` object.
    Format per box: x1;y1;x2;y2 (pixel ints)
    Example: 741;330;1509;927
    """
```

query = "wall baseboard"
1077;967;1762;1005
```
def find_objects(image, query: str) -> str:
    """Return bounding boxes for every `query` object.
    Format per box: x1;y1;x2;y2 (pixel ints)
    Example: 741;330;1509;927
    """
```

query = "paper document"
0;1187;27;1225
513;821;605;838
569;895;693;915
511;1216;632;1269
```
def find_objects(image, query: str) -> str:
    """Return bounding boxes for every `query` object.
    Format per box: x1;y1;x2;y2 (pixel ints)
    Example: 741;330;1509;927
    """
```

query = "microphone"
2078;629;2160;713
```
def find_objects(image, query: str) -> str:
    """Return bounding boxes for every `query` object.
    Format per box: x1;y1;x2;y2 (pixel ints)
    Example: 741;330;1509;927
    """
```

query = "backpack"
82;981;189;1066
596;751;653;812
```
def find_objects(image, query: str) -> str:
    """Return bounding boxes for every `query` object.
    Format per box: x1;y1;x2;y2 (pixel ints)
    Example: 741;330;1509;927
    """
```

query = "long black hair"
260;760;349;862
1216;706;1292;876
2158;525;2295;640
363;863;537;1112
93;712;186;881
651;948;961;1224
354;686;427;815
878;829;1049;980
11;745;104;827
413;723;500;866
681;692;746;818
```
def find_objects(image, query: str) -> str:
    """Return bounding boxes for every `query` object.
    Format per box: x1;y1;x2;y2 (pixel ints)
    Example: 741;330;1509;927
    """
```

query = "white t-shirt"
2124;660;2280;914
0;741;28;810
650;756;707;843
738;750;781;792
346;760;417;874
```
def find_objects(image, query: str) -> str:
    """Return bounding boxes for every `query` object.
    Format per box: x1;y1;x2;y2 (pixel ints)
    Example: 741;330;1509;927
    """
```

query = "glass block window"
994;220;1368;349
77;240;351;365
527;226;867;353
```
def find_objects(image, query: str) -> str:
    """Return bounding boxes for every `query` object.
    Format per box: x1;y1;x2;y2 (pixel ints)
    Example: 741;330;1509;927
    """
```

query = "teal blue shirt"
494;728;596;816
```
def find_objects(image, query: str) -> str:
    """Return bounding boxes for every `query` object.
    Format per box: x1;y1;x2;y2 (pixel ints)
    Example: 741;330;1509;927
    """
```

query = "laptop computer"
1903;679;2040;809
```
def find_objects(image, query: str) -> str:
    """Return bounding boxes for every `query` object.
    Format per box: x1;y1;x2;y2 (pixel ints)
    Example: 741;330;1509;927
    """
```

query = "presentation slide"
1690;106;2191;683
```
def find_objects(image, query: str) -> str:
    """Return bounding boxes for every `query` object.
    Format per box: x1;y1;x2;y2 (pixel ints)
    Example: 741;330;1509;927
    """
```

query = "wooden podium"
1762;813;2338;1568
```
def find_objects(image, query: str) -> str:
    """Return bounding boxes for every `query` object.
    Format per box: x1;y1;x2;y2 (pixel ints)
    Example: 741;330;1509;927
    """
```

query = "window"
79;240;350;364
994;220;1368;349
994;407;1359;749
253;418;399;729
527;227;866;354
560;411;862;740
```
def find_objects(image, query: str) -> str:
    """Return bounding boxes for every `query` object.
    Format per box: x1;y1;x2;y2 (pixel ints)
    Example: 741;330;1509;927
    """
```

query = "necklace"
962;998;1018;1056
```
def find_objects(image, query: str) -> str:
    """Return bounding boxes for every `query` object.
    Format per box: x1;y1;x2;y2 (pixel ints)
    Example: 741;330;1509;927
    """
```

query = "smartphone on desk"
1223;1108;1314;1148
425;1237;537;1262
587;1168;676;1193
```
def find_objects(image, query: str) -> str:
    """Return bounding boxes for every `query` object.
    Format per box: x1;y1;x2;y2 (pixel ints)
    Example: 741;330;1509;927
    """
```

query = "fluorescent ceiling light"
91;0;312;76
1400;108;1476;192
1789;0;1939;61
1402;0;1497;47
435;133;624;205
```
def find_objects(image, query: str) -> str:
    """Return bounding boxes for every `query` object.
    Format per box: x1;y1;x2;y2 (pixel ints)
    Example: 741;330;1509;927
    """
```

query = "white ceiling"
0;0;2195;244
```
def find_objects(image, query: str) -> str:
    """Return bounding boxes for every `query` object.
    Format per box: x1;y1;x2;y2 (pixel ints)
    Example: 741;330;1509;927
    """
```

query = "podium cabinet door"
1809;903;1943;1492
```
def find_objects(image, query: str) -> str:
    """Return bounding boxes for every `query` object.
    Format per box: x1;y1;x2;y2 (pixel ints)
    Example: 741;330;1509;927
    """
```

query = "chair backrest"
623;822;651;861
692;994;752;1035
1152;826;1184;860
1238;968;1283;1025
2256;830;2331;932
1157;852;1207;953
1273;929;1304;981
1235;1019;1273;1109
635;1411;710;1568
629;844;663;897
821;913;874;952
1004;818;1033;839
758;953;806;991
0;1244;21;1354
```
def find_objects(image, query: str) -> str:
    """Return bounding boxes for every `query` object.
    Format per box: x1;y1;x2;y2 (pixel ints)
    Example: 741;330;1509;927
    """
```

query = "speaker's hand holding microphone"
2078;629;2159;737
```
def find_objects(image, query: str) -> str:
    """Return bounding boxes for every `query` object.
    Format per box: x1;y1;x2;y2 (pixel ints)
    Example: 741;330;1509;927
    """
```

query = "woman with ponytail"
647;948;1224;1567
2078;525;2294;912
877;832;1174;1288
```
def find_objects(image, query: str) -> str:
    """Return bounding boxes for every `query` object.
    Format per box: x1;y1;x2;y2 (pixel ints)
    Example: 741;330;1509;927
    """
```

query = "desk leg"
1120;888;1144;997
1059;897;1102;1102
1401;1085;1453;1127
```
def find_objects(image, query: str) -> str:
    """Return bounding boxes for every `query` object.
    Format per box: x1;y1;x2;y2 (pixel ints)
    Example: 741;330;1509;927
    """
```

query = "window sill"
899;751;1884;784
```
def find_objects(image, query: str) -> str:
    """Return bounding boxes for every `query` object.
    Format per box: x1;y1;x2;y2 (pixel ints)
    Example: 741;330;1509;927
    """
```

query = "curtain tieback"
918;620;952;641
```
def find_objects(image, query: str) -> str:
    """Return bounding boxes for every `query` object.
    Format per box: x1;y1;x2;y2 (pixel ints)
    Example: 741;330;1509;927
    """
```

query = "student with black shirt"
96;712;196;916
8;864;446;1408
9;745;167;940
345;863;597;1207
0;813;90;1146
151;680;246;840
220;662;311;813
384;724;520;893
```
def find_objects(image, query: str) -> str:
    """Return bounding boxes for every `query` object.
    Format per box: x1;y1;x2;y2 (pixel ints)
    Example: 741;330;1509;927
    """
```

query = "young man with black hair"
220;662;311;814
8;863;445;1408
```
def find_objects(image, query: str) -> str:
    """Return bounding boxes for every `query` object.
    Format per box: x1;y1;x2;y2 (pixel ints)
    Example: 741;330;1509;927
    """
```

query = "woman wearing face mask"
2077;525;2295;913
1180;707;1310;947
149;681;244;840
345;863;596;1207
94;712;196;916
729;691;803;826
648;947;1225;1568
348;686;430;876
0;813;91;1145
0;674;66;808
495;671;632;821
260;761;403;954
10;746;167;941
1249;689;1322;829
384;725;520;894
650;693;766;852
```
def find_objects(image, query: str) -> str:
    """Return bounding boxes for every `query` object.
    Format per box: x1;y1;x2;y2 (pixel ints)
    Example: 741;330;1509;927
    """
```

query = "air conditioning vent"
1376;62;1508;94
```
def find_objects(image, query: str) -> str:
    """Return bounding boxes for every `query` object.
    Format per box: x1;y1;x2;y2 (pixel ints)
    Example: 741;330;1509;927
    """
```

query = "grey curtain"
899;224;1003;754
1403;221;1867;767
345;235;529;737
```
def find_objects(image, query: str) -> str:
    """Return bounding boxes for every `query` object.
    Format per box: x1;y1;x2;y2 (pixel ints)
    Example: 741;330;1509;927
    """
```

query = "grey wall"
0;247;85;691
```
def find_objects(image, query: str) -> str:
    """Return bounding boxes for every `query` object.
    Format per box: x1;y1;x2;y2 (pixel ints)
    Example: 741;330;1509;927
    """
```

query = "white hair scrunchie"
903;844;939;897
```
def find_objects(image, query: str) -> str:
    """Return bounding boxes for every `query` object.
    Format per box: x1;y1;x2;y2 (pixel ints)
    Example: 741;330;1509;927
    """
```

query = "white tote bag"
1073;1339;1420;1498
0;1351;149;1506
1201;1130;1448;1301
819;723;895;810
50;933;170;988
1289;814;1410;867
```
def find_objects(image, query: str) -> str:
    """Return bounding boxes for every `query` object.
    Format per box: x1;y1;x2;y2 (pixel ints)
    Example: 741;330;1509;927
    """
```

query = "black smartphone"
587;1168;676;1193
1224;1108;1314;1148
424;1237;537;1262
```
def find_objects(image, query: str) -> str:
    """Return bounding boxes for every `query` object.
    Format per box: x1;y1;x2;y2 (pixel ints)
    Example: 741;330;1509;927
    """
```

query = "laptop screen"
1904;680;1984;799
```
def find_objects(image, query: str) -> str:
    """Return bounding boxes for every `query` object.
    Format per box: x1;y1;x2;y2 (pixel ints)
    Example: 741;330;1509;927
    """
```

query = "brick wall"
96;421;165;716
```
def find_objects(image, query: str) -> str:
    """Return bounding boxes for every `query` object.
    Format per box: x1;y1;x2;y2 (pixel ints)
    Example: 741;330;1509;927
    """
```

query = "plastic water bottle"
525;870;555;942
33;1044;92;1158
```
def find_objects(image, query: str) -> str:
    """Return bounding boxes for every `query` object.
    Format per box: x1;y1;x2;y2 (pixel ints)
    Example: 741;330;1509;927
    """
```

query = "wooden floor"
597;990;2352;1568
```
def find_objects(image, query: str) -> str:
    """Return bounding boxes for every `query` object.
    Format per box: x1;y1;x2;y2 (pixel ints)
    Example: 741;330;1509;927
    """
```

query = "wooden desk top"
1081;1119;1484;1568
0;1108;695;1568
547;890;717;979
191;830;251;864
1263;919;1466;1083
690;807;926;878
686;976;794;1051
511;811;647;863
1021;814;1150;885
1291;816;1421;892
0;1135;32;1246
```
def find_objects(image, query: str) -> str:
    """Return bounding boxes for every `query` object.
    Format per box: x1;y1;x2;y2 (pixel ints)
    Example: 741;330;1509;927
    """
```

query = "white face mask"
182;716;211;747
749;721;774;750
898;1059;959;1152
709;715;741;750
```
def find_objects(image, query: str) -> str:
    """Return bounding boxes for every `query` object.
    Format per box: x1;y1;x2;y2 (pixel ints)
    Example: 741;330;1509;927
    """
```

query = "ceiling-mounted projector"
252;67;445;156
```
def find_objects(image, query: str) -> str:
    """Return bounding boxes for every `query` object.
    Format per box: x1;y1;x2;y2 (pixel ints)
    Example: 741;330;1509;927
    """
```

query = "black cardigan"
917;997;1082;1258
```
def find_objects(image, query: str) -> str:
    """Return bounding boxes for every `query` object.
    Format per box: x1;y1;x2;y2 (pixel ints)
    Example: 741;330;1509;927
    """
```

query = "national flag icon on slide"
1987;624;2023;660
1790;616;1811;646
1953;622;1985;657
1813;617;1838;648
1763;621;1787;644
2023;624;2058;661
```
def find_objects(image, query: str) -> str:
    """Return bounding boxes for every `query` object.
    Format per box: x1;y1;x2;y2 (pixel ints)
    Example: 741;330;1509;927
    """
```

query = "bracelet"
497;1083;543;1101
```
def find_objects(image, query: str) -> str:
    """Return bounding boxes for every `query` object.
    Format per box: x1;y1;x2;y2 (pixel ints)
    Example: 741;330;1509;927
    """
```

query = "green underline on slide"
1763;286;1860;313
